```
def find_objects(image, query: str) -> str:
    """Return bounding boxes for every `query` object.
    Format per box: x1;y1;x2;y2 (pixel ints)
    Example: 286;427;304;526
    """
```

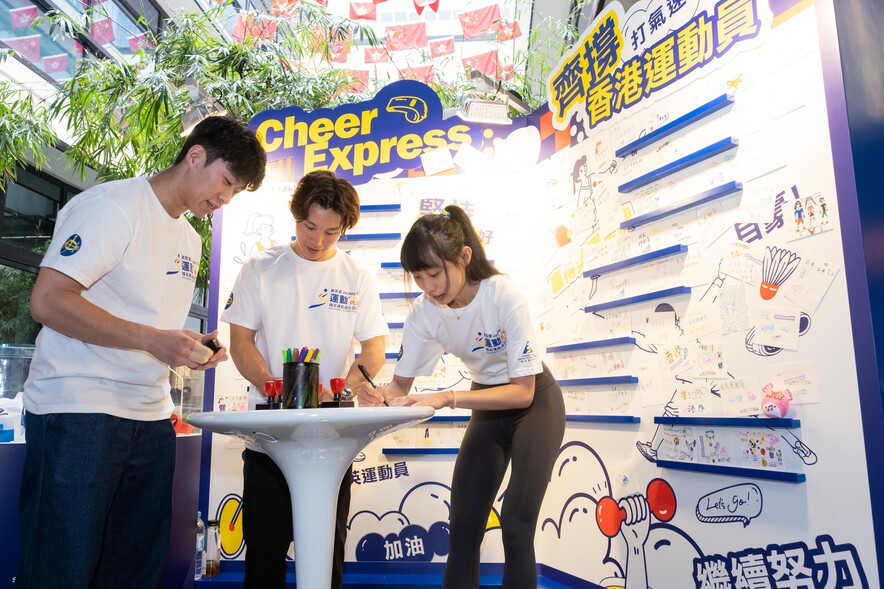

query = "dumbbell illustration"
595;478;676;538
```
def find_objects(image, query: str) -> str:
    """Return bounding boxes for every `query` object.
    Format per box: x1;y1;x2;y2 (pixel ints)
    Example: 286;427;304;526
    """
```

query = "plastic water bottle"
195;511;206;580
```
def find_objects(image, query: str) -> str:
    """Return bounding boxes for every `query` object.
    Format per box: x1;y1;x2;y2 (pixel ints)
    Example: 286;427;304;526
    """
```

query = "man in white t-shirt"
222;170;387;589
17;116;266;589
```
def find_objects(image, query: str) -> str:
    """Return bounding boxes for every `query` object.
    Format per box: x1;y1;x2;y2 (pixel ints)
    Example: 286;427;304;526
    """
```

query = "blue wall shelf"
583;286;692;313
615;94;735;157
567;415;641;423
387;322;405;329
656;460;806;483
618;137;739;193
359;204;402;212
423;414;641;424
655;416;801;428
380;262;403;269
558;376;639;386
582;244;688;278
382;448;459;455
379;292;422;299
340;233;401;241
619;181;743;230
546;337;636;353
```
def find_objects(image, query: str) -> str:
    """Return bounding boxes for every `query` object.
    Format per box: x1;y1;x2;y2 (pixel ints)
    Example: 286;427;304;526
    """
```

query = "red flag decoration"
232;14;277;43
430;37;454;57
349;2;376;20
364;46;388;63
412;0;439;15
496;20;521;42
127;33;151;53
499;62;514;80
271;0;298;17
399;64;434;83
329;31;352;63
462;49;498;78
385;22;427;51
344;69;369;93
90;17;115;45
313;0;328;7
458;4;500;39
10;6;38;29
6;34;41;62
43;53;69;74
429;36;454;58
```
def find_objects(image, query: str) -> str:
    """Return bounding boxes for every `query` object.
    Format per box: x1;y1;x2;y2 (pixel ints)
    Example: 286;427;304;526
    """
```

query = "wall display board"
200;0;881;585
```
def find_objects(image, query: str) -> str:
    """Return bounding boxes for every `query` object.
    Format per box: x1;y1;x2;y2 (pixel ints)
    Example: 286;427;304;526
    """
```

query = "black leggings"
442;364;565;589
241;449;352;589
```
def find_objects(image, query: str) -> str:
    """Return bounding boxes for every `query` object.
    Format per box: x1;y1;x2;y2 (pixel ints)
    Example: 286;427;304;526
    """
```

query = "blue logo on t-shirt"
60;234;82;256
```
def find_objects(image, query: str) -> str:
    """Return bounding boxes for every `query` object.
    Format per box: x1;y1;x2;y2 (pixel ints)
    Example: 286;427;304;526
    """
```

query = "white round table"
188;406;434;587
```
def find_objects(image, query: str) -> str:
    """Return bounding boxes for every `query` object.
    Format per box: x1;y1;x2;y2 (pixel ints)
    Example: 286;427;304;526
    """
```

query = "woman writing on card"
355;205;565;589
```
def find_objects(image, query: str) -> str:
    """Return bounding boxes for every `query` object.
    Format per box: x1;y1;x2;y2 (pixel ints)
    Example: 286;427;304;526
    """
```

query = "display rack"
567;415;640;423
424;415;641;424
615;94;735;157
656;460;806;483
383;448;459;455
546;336;637;354
654;415;805;482
381;415;641;455
359;204;402;212
654;416;801;428
619;181;743;230
617;137;739;193
558;376;639;386
583;286;692;313
379;292;422;299
339;232;402;241
582;244;689;278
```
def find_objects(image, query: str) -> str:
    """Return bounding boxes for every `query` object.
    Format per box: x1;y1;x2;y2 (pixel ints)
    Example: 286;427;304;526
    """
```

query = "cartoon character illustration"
244;212;277;258
542;442;704;588
571;155;598;231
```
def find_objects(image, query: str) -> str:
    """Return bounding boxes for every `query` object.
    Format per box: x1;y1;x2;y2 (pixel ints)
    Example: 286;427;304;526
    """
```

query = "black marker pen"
357;364;388;407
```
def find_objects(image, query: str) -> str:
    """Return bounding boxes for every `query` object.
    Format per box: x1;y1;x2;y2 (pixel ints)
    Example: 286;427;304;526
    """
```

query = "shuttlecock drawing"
759;245;800;300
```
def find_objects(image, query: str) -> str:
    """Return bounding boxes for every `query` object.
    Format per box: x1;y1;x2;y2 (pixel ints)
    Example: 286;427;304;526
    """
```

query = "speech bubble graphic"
695;483;762;527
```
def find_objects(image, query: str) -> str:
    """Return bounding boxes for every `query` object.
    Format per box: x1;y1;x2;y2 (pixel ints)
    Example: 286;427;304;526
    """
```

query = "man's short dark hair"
174;115;267;192
289;170;361;234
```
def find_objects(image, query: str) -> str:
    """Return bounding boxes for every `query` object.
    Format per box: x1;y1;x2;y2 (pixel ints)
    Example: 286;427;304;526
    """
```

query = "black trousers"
241;449;352;589
442;364;566;589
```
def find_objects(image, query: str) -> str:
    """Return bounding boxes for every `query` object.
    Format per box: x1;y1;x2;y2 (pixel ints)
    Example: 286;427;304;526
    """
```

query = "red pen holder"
282;362;320;409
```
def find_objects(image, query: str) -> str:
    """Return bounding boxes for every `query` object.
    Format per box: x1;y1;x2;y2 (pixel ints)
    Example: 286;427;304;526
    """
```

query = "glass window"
1;167;78;254
0;264;39;348
1;0;97;81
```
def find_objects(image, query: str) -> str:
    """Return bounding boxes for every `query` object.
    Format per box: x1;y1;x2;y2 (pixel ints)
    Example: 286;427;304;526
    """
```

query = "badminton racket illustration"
759;246;801;300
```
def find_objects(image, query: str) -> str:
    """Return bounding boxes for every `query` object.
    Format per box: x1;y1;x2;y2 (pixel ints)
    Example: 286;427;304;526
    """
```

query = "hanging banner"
249;80;527;185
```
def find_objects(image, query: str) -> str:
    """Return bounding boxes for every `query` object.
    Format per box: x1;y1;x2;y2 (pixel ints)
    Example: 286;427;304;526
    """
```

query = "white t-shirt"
24;177;201;421
221;244;388;408
396;275;541;385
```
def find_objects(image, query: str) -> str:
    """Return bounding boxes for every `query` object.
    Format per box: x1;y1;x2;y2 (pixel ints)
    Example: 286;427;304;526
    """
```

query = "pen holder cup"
282;362;320;409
